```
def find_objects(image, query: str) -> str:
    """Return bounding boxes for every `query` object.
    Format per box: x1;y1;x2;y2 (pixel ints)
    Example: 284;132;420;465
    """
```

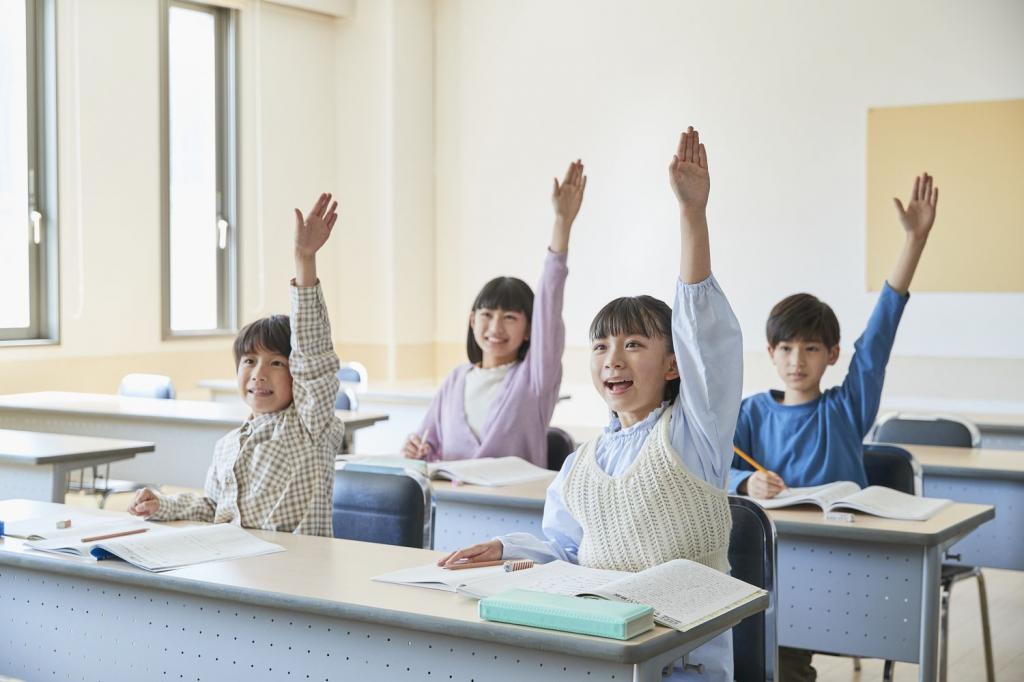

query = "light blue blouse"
499;273;743;564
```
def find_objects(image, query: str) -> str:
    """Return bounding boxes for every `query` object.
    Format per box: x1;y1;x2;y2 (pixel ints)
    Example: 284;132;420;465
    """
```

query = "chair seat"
941;563;979;583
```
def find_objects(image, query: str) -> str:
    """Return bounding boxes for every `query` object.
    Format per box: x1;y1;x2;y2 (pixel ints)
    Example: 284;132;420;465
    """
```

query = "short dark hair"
466;277;535;364
766;293;840;348
589;295;680;403
233;314;292;366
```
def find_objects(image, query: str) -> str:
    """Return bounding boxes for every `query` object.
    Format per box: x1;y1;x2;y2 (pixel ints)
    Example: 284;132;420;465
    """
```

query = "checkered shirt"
151;282;343;537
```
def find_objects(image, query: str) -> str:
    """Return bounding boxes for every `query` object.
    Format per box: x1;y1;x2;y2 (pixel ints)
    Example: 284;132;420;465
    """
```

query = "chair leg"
975;571;995;682
939;586;951;682
883;659;895;682
852;656;861;671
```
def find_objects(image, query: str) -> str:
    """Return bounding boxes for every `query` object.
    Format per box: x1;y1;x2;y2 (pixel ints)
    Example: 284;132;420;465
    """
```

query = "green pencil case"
479;589;654;640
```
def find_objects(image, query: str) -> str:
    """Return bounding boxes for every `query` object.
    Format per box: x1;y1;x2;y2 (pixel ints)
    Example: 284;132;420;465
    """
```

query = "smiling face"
590;332;679;428
768;338;840;399
236;347;294;416
470;307;530;368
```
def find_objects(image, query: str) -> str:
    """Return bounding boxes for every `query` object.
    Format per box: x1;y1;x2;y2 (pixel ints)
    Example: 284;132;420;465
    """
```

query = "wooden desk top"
0;391;388;429
0;499;764;664
900;444;1024;479
0;429;155;465
767;502;994;546
431;472;555;508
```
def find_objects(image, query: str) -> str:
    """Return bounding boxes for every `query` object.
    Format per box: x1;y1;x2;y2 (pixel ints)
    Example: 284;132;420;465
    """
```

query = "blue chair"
546;427;575;471
336;361;368;392
868;419;987;679
335;386;359;411
332;465;432;548
728;495;778;682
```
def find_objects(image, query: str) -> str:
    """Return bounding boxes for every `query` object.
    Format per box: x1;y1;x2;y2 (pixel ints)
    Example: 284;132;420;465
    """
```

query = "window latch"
30;210;43;245
217;218;228;250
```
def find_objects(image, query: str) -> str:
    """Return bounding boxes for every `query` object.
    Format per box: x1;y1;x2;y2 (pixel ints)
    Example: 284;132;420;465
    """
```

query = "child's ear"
766;344;775;360
827;345;841;366
665;355;680;381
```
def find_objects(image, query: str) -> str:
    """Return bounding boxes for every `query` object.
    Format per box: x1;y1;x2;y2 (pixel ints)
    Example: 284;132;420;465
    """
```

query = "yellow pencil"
733;446;767;473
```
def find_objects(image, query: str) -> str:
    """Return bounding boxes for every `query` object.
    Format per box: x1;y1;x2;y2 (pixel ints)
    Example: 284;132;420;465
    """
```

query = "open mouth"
604;379;634;395
249;389;274;397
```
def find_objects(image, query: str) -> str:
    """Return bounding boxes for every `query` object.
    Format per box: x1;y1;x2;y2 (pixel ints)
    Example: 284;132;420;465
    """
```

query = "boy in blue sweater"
730;173;939;680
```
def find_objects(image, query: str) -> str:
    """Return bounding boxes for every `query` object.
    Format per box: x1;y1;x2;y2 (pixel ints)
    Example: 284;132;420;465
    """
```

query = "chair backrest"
728;495;777;682
118;373;175;400
862;443;920;495
332;465;432;548
874;413;980;448
546;427;576;471
334;386;359;411
336;361;369;392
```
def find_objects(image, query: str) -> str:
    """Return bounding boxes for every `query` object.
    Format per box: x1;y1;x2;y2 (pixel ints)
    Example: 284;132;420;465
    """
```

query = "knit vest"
563;407;732;573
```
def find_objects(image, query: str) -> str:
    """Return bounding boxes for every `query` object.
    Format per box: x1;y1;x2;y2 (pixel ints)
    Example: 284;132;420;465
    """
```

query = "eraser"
56;519;72;529
825;511;855;523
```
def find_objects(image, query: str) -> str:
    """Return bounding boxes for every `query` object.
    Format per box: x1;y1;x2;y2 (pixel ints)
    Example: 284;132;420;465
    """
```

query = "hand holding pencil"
734;446;787;499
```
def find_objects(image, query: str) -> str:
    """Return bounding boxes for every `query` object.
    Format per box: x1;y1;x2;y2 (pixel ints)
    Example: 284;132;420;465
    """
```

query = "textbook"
26;522;285;572
479;589;655;640
746;481;953;520
375;559;765;633
340;454;552;487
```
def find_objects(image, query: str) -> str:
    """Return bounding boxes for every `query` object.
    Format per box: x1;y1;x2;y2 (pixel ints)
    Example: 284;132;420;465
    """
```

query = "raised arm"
549;159;586;254
888;172;938;294
290;193;342;439
669;126;712;284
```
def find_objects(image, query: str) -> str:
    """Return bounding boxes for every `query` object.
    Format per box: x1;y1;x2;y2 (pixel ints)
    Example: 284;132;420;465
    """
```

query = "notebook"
375;559;765;633
340;455;552;487
479;589;654;640
26;522;285;572
745;481;953;520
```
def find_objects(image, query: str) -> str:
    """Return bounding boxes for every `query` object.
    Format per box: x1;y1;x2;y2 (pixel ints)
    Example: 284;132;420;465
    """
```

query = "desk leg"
918;544;941;682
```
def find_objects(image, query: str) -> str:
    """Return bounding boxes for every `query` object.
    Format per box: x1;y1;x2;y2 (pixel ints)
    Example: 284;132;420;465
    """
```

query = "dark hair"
233;314;292;366
766;293;840;348
589;295;680;403
466;277;535;364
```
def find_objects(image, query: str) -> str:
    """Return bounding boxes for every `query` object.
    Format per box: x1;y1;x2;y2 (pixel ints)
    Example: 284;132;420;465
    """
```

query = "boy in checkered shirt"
129;193;344;537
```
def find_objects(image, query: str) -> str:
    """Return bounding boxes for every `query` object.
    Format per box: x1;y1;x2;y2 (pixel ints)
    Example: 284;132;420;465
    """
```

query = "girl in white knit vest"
439;127;743;681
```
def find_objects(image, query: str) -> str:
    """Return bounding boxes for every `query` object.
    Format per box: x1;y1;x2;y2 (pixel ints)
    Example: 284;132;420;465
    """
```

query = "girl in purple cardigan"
402;160;587;467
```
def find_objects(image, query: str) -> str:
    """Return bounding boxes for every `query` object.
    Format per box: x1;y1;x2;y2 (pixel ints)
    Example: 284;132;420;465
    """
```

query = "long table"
0;392;388;488
0;499;766;682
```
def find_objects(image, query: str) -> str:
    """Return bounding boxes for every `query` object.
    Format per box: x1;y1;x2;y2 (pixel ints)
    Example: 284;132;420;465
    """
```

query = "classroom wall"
431;0;1024;418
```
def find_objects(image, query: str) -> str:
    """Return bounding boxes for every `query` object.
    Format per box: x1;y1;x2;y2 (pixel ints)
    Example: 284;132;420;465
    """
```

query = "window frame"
0;0;59;345
160;0;239;340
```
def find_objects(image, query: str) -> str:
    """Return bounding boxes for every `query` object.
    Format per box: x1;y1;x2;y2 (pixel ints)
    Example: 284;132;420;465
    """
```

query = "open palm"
294;192;338;257
552;159;587;225
669;126;710;209
893;173;938;241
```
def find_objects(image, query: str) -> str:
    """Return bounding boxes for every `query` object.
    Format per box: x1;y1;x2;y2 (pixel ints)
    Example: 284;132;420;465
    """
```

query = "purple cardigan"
418;250;568;467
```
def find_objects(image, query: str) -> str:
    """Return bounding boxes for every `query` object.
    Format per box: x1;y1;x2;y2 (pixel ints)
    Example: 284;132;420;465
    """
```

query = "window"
0;0;57;343
162;0;238;337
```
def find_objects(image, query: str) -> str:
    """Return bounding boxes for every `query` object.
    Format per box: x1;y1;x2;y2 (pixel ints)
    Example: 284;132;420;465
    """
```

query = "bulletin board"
866;99;1024;292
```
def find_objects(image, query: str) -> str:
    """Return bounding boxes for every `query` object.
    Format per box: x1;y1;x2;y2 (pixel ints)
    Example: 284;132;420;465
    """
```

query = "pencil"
418;427;432;460
733;446;767;473
81;528;148;543
444;559;506;570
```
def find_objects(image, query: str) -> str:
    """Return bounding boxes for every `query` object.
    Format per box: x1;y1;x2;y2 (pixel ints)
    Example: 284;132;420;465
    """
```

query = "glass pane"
168;6;218;331
0;0;31;329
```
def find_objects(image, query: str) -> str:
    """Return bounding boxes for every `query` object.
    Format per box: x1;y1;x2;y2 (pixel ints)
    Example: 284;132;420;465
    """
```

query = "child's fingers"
307;193;327;222
580;174;587;195
294;208;304;228
698;143;708;170
691;128;700;162
893;197;905;215
931;186;939;207
436;551;457;566
912;175;921;202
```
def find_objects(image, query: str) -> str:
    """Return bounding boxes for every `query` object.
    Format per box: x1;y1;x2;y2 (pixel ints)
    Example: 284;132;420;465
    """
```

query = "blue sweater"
729;283;908;493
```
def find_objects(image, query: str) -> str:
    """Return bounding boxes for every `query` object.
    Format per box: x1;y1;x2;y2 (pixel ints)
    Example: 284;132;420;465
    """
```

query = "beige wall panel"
866;100;1024;292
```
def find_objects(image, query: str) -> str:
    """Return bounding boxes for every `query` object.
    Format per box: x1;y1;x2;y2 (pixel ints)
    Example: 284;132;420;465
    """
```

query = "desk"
768;504;992;682
0;499;766;682
902;444;1024;571
0;429;155;502
432;473;554;553
0;392;388;489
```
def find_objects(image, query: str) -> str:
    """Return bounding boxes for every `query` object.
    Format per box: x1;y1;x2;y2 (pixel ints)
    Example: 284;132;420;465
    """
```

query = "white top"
463;362;514;439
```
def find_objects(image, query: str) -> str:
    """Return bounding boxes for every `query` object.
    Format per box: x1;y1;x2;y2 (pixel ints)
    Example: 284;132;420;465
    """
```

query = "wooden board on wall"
866;99;1024;292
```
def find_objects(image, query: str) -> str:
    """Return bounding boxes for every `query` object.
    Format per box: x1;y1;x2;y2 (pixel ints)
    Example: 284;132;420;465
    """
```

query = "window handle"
30;210;43;245
217;218;228;250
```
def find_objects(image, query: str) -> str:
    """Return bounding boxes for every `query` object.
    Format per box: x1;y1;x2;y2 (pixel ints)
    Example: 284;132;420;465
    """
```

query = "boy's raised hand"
295;192;338;257
551;159;587;253
893;172;938;242
669;126;710;210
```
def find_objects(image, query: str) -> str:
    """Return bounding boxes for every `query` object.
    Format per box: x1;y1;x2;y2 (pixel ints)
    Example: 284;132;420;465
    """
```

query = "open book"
747;481;952;520
26;522;284;572
340;454;552;487
374;559;765;633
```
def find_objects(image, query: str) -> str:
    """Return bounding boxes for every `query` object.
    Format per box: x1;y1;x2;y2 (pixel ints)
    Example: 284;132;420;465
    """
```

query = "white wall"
434;0;1024;414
